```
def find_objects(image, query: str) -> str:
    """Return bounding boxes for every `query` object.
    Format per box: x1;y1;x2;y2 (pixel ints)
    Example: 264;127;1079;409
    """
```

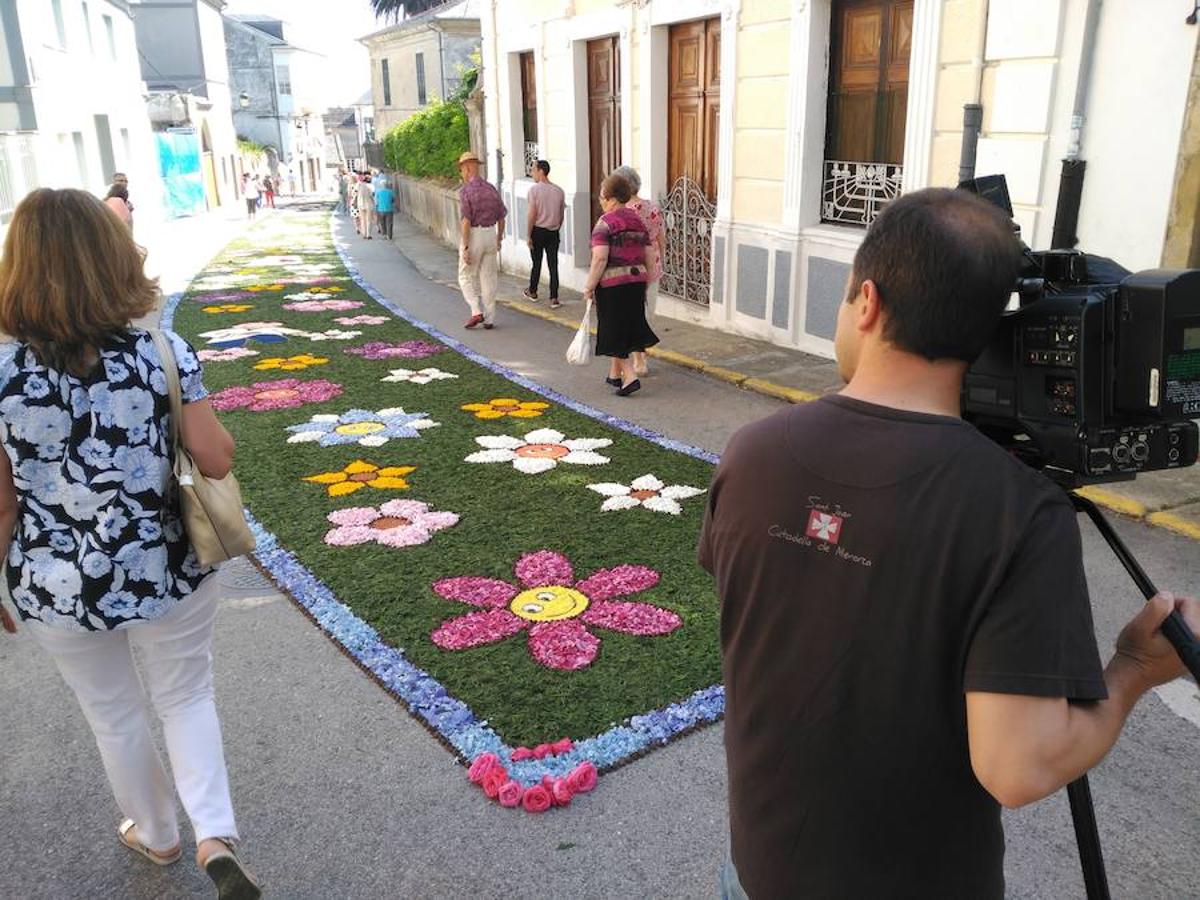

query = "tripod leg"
1067;775;1112;900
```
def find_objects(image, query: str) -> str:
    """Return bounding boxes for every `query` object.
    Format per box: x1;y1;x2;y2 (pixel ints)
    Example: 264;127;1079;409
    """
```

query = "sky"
223;0;385;107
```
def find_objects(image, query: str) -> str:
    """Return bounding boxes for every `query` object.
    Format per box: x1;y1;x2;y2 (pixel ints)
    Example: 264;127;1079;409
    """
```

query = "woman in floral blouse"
613;166;666;377
0;189;260;898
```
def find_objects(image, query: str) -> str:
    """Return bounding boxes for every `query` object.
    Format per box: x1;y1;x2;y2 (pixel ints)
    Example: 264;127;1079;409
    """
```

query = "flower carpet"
168;209;723;809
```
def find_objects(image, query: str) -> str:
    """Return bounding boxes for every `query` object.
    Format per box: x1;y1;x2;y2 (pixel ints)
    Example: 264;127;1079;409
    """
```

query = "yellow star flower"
307;286;345;293
202;303;254;314
461;398;552;420
302;460;416;497
246;283;286;293
253;354;329;372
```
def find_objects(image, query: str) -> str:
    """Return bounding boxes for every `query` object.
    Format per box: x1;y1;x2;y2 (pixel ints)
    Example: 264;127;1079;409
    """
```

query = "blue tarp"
155;131;205;218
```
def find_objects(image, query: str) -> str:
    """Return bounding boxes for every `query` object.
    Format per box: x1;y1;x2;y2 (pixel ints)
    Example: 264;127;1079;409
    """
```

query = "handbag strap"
148;329;183;455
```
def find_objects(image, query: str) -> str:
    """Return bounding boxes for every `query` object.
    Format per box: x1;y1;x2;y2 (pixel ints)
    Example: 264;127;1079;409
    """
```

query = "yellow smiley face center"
335;421;386;436
509;586;590;622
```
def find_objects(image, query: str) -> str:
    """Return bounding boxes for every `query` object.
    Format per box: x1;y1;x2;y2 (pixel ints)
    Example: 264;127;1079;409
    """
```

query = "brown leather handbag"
150;330;256;567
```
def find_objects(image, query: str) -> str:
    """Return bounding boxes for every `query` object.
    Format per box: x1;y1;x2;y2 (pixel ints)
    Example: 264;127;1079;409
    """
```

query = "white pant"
458;225;499;323
25;576;238;850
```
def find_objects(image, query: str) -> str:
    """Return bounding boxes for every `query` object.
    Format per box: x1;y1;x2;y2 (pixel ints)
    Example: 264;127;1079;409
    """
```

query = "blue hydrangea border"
159;218;726;786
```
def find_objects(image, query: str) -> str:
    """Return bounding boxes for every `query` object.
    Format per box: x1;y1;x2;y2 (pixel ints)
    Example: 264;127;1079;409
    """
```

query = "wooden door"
587;36;621;226
826;0;912;164
668;18;720;201
520;51;538;152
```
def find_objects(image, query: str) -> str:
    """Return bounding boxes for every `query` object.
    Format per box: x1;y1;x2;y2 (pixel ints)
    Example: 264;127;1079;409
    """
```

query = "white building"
224;13;329;192
0;0;163;236
478;0;1200;359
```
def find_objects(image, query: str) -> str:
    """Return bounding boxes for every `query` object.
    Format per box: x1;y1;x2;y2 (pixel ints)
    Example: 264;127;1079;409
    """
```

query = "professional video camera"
959;175;1200;487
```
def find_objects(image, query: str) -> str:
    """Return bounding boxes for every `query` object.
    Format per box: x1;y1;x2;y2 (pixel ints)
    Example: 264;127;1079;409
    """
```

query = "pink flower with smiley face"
430;550;682;670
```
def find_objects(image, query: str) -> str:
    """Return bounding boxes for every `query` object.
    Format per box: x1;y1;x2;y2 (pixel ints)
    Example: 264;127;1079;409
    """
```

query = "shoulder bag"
565;295;594;366
150;330;256;567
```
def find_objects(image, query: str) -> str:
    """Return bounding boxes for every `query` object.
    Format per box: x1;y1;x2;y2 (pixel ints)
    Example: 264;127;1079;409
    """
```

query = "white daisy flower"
587;474;706;515
305;329;363;342
381;367;459;385
464;428;611;475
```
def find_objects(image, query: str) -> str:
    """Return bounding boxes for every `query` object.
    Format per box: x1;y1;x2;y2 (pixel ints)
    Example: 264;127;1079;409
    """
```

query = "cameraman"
699;188;1200;898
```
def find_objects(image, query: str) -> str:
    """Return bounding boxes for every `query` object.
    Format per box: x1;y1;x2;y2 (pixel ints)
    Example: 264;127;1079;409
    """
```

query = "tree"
370;0;448;19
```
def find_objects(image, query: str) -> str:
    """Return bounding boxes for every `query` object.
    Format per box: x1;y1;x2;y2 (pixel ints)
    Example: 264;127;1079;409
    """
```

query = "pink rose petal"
551;738;574;754
498;779;524;808
566;761;598;794
575;564;660;601
415;511;460;531
532;743;553;760
432;608;526;650
432;576;519;608
514;550;575;588
581;600;682;637
482;767;508;799
326;507;379;527
323;524;377;546
552;778;573;806
510;747;534;762
375;524;433;548
468;753;500;784
522;783;552;813
379;499;430;519
526;620;600;670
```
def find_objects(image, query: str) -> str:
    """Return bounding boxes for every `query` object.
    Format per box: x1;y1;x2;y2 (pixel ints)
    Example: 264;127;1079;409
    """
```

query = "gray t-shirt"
528;181;565;231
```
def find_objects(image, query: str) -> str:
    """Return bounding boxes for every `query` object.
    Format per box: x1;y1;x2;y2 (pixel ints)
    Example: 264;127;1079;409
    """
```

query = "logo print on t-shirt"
805;509;843;545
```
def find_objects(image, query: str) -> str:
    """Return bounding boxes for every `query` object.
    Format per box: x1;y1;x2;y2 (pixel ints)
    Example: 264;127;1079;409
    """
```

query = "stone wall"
394;174;462;248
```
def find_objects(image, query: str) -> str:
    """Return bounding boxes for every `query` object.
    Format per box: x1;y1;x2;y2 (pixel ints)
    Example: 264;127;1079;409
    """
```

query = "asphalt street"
1;204;1197;899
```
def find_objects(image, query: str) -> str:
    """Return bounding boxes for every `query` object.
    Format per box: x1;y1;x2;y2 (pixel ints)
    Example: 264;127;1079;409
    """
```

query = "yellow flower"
202;303;254;314
246;283;286;293
307;286;345;294
461;398;552;420
302;460;416;497
253;354;329;372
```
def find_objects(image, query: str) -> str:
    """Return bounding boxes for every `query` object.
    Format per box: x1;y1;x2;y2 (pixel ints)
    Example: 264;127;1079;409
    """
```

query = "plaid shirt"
459;177;507;227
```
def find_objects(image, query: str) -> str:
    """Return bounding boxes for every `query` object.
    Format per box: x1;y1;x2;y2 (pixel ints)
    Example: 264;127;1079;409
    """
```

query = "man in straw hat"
456;151;507;329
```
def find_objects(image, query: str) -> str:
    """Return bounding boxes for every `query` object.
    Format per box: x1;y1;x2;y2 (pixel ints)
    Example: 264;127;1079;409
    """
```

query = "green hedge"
383;99;469;180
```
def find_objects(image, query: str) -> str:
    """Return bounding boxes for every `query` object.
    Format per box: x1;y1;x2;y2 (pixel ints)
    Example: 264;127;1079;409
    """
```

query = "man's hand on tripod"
967;591;1199;809
1113;591;1200;689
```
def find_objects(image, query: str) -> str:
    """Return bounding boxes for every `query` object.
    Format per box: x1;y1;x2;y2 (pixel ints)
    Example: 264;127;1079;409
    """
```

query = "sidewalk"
383;210;1200;540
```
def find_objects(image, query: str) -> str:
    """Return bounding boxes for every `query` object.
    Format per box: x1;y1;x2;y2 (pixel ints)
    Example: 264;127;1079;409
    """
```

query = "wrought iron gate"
660;175;716;306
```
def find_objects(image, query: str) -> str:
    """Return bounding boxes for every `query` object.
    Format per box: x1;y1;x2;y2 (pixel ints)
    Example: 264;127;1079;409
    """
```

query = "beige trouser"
458;225;499;323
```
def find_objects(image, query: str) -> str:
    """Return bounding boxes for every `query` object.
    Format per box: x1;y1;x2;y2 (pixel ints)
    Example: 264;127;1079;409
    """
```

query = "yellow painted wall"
730;9;791;225
929;0;987;187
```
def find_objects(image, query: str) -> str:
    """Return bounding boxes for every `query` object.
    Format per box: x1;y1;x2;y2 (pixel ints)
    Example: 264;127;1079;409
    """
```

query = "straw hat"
457;151;481;166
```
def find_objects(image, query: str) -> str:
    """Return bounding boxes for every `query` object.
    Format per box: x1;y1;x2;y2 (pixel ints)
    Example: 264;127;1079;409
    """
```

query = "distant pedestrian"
523;159;565;308
109;172;134;229
0;188;261;899
375;179;395;240
357;174;375;240
337;168;351;215
241;174;259;219
261;175;275;209
456;151;507;329
583;173;658;396
612;165;665;376
104;184;133;230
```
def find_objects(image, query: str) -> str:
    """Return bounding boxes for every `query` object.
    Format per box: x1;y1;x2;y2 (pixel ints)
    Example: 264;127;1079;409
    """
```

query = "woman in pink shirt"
613;166;665;376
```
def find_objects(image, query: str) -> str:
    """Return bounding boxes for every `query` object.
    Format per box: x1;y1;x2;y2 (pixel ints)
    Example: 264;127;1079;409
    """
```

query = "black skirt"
594;282;659;358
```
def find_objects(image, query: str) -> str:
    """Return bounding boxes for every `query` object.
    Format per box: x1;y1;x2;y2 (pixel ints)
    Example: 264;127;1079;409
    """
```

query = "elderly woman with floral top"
0;189;260;899
612;165;666;377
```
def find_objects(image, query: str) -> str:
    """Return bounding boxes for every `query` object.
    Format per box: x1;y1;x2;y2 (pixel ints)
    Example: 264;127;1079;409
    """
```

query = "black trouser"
528;226;561;298
378;211;394;239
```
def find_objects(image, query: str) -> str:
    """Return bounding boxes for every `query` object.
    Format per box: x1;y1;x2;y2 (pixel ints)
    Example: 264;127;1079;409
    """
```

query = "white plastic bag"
565;297;594;366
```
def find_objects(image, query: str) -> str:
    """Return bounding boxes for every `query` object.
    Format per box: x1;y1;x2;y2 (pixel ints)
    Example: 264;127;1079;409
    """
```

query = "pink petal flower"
379;499;430;519
293;381;343;402
521;783;552;813
326;507;379;527
432;576;519;608
533;743;553;760
414;511;460;531
251;378;300;391
468;753;500;784
527;620;600;670
582;600;682;636
375;524;434;548
498;779;524;808
510;747;534;762
210;386;257;410
552;778;574;806
575;564;660;601
566;761;598;793
482;767;508;799
323;524;377;546
432;608;526;650
514;550;575;588
551;737;574;754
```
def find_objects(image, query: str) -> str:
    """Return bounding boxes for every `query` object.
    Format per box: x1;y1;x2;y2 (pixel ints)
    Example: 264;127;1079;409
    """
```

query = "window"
276;65;292;96
821;0;912;226
381;58;391;106
519;51;538;175
51;0;67;47
72;131;89;187
103;14;115;60
415;52;427;106
81;2;93;54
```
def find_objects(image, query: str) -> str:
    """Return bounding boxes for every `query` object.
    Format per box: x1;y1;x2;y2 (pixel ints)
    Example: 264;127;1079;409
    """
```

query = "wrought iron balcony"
821;160;903;227
523;141;540;176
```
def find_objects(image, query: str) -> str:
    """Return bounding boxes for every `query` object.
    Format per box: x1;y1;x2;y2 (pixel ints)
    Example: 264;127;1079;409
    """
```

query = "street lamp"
238;92;250;109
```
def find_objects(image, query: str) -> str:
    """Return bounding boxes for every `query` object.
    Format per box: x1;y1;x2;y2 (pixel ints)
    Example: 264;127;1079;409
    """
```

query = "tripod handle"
1160;609;1200;684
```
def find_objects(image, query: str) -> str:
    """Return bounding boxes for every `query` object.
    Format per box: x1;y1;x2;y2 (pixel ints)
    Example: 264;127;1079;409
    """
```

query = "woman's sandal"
117;819;181;866
202;839;263;900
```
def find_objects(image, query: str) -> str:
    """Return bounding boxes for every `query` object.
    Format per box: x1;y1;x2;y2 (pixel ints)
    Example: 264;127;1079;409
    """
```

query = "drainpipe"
433;23;447;102
1051;0;1103;249
958;1;989;183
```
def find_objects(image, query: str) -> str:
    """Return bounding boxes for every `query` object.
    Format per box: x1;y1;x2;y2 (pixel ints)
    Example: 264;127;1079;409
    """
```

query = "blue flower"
78;437;114;469
13;406;70;447
109;388;154;431
97;589;140;619
285;408;439;448
103;359;131;383
138;595;172;619
136;519;162;542
24;374;51;399
70;387;90;416
81;551;113;578
97;506;130;540
114;445;165;495
149;369;168;395
48;531;76;554
126;423;150;444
